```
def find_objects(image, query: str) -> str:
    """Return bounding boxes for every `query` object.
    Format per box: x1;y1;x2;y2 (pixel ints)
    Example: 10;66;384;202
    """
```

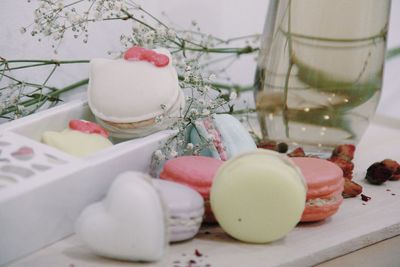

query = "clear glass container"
254;0;391;154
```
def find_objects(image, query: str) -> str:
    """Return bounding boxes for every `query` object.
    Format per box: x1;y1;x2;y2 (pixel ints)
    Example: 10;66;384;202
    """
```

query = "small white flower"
9;95;18;104
156;26;166;38
56;1;64;9
155;115;164;123
154;150;165;160
189;108;199;116
206;134;215;141
186;143;194;150
170;150;178;158
113;2;123;12
208;73;216;81
184;31;192;40
93;11;102;20
229;91;237;101
202;109;210;116
68;14;81;24
167;29;176;39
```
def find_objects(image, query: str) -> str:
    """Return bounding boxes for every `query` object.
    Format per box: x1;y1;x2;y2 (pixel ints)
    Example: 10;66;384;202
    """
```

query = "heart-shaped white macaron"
75;171;167;262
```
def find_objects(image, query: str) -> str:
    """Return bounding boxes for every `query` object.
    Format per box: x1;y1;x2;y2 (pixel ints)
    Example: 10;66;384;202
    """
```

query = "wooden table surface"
4;115;400;267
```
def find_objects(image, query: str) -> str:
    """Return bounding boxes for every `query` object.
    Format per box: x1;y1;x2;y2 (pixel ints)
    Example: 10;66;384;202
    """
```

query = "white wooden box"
0;100;172;266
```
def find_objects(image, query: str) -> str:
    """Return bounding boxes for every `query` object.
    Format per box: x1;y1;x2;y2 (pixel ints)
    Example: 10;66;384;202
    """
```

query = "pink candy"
69;120;109;138
123;46;170;67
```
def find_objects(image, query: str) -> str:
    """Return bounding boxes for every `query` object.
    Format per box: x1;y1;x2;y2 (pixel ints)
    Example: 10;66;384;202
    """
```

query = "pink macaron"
159;156;223;223
292;157;344;222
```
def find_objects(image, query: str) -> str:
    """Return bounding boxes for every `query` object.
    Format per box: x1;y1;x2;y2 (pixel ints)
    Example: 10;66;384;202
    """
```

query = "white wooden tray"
0;100;172;266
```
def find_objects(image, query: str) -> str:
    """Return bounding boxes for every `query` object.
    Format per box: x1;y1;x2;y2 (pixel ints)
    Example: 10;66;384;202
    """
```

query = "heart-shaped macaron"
75;171;167;262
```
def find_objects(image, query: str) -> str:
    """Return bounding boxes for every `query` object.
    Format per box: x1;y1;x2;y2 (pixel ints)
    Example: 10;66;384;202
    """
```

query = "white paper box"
0;100;172;266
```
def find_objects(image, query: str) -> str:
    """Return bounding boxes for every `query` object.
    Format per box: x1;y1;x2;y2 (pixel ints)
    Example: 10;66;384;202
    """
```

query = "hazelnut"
287;147;306;157
365;162;392;185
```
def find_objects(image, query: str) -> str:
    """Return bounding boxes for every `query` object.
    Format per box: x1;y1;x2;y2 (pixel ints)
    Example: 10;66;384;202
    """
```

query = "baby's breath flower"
202;109;210;116
206;134;215;141
155;115;164;123
167;29;176;39
169;150;178;158
186;143;194;150
154;150;165;161
9;95;18;105
208;73;216;81
229;91;237;101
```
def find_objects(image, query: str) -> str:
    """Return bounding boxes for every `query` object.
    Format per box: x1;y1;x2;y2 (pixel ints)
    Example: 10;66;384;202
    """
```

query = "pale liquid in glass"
254;0;391;154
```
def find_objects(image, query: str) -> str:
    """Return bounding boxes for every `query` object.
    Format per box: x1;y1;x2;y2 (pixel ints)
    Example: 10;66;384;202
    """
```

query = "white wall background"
0;0;399;117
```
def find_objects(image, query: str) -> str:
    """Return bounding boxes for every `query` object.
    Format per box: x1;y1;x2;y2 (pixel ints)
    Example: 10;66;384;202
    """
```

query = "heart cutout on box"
75;171;167;262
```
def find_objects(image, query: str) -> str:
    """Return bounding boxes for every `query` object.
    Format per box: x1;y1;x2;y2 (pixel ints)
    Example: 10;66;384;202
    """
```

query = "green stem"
176;75;253;92
181;46;259;54
3;59;89;64
0;78;89;116
387;47;400;60
282;0;293;139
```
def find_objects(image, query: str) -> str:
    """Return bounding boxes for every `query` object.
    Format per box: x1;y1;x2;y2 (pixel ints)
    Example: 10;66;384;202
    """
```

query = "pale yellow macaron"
210;149;307;243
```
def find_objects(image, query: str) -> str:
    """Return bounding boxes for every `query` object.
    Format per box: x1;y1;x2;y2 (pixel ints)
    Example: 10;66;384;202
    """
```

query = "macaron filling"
203;118;228;161
306;194;343;207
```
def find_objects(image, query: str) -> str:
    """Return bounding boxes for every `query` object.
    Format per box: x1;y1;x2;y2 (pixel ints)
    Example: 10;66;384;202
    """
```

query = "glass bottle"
254;0;391;154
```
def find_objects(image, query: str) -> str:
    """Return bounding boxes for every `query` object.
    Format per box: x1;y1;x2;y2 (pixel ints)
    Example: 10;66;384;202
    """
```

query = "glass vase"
254;0;391;154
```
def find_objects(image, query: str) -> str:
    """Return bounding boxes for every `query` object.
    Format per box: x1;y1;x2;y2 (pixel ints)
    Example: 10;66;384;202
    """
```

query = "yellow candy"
42;129;112;157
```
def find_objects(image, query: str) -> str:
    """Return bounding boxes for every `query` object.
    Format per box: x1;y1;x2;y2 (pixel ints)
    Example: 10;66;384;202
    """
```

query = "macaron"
88;46;185;139
292;157;344;222
153;179;204;242
210;149;307;243
42;119;113;157
190;114;257;160
159;156;223;223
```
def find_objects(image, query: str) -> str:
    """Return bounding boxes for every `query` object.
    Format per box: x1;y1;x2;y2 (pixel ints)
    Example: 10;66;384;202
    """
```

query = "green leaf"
47;96;63;103
386;47;400;60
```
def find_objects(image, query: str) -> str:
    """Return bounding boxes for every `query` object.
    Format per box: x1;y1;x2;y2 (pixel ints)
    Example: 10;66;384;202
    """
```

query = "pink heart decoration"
124;46;169;67
69;119;109;138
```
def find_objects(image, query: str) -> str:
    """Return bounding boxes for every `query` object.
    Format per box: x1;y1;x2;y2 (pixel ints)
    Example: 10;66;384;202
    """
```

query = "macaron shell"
160;156;223;195
292;157;344;198
213;114;257;158
189;114;257;160
152;179;204;242
211;150;306;243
